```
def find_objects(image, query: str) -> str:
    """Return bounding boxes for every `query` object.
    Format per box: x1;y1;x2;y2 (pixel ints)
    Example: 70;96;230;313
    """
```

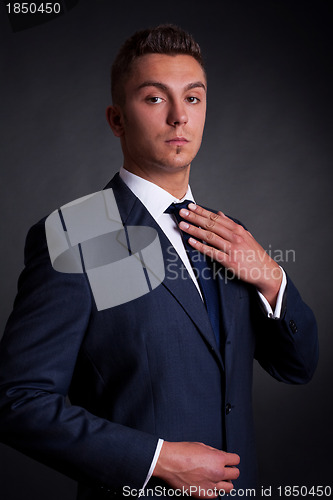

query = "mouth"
166;137;189;146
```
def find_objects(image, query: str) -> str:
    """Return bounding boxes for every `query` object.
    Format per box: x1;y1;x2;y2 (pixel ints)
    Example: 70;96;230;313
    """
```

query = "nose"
167;100;188;127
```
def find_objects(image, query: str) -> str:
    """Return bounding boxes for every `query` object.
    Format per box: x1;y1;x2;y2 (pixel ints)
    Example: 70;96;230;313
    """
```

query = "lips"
166;137;189;146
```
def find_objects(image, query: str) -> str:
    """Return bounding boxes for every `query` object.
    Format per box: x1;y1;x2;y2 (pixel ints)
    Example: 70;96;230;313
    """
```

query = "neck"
123;164;190;199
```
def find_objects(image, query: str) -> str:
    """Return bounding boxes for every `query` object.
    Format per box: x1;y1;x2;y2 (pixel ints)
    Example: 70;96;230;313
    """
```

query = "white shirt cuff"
257;267;287;319
142;438;164;489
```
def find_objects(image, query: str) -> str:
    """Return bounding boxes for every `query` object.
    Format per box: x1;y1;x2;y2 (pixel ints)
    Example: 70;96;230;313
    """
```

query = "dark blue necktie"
165;201;221;349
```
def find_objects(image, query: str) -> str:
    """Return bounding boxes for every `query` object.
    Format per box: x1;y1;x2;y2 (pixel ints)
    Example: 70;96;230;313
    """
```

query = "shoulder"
23;216;49;266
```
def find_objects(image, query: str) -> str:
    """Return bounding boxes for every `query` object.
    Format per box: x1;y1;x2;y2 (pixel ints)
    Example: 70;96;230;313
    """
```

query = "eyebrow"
135;81;207;93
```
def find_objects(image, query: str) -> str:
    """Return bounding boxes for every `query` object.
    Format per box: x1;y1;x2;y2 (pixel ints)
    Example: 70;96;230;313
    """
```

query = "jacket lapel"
107;174;225;368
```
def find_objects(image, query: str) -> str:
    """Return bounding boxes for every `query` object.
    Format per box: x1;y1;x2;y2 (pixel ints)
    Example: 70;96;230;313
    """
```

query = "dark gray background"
0;0;332;498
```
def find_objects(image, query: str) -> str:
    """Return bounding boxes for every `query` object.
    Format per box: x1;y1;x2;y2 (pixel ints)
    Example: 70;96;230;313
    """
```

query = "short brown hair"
111;24;205;105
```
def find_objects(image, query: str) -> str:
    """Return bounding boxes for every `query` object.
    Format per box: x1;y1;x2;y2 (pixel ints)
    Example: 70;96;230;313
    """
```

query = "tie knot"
164;200;192;220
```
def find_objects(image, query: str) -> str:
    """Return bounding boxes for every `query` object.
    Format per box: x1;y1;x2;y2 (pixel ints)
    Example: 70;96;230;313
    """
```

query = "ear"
106;105;124;137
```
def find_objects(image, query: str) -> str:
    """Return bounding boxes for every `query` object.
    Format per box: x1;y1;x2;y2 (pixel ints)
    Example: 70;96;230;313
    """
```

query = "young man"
0;25;318;499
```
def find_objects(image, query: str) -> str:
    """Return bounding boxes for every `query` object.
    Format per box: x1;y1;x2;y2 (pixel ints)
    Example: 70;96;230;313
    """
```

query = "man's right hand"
152;441;240;498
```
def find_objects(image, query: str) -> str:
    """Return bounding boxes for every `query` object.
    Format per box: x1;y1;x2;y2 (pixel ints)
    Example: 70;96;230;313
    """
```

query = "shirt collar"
119;167;195;221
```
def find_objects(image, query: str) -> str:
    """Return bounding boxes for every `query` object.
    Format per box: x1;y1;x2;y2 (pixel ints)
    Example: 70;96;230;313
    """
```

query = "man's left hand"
178;203;282;309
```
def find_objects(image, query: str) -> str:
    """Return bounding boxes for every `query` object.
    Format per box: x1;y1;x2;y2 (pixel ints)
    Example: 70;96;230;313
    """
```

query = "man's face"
112;54;207;177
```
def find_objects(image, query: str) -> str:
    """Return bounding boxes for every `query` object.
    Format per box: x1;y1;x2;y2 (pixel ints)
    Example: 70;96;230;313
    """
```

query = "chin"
160;161;191;172
164;154;195;170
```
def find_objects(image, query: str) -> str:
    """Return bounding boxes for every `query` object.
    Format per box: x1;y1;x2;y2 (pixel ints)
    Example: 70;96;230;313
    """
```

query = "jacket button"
225;403;232;415
289;320;298;334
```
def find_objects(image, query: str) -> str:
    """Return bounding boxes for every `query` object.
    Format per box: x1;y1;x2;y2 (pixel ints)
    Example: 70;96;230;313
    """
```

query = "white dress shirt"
118;166;287;487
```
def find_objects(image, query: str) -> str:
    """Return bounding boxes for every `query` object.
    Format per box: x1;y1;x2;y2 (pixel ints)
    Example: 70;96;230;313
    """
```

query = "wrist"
152;441;171;480
256;264;283;308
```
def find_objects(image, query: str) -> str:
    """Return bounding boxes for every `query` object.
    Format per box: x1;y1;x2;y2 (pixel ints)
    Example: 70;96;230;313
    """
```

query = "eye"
146;96;163;104
186;96;200;104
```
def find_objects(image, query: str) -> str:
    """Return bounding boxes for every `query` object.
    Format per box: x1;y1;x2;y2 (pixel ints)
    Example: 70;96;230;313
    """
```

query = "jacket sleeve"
0;220;158;491
253;274;319;384
225;213;319;384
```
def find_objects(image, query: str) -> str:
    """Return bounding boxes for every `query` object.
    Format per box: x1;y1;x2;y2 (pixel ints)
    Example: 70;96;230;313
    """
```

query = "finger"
187;203;237;231
187;237;229;265
224;452;241;466
215;481;234;494
179;221;230;253
179;209;238;244
224;466;240;481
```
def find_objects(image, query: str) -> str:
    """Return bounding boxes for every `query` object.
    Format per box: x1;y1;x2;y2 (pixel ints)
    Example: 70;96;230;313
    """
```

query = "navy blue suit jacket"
0;173;318;499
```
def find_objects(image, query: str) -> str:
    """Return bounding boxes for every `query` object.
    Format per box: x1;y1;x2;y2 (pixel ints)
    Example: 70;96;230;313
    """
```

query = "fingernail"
179;209;189;216
188;203;197;210
188;237;197;245
179;221;189;229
